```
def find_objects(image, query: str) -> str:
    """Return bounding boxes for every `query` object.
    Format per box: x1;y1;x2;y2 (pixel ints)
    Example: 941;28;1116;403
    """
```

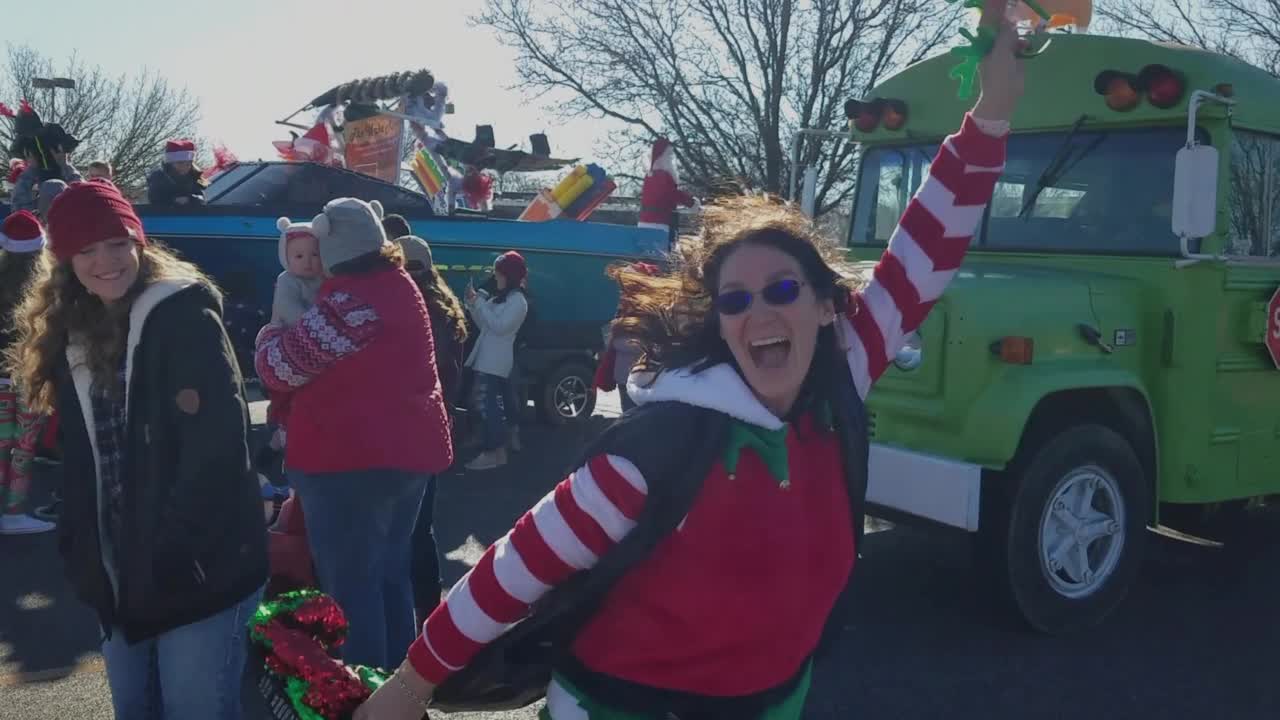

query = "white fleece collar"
67;279;199;424
626;362;784;431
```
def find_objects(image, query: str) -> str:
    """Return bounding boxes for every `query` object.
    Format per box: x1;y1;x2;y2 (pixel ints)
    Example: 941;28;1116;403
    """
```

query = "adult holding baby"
254;197;454;671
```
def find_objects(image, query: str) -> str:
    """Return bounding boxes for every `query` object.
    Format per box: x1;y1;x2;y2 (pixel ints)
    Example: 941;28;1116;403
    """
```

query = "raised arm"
841;17;1024;400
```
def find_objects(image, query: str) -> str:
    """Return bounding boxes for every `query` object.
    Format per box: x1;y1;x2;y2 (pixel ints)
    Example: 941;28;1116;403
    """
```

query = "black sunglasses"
713;278;805;316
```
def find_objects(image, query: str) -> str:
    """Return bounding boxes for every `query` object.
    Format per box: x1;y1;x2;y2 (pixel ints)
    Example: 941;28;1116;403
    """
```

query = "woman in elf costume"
358;13;1025;720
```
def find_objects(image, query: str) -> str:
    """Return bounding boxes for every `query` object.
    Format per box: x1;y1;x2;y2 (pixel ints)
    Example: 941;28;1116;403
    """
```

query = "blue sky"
10;0;612;164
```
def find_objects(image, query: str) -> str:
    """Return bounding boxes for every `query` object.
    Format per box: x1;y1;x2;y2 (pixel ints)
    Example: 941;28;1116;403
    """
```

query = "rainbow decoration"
412;147;448;196
518;163;617;222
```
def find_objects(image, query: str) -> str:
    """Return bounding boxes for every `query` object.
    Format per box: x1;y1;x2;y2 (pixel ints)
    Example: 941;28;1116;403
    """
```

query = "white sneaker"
0;513;57;535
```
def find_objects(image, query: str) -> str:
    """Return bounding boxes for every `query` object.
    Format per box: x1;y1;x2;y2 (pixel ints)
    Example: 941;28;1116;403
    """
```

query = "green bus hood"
865;258;1150;468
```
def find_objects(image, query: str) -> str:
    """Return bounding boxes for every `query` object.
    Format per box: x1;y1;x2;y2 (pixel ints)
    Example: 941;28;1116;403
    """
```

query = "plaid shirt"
90;367;129;551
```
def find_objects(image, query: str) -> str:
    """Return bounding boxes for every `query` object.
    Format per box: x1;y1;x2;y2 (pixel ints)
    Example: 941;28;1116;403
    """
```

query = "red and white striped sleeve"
406;453;648;685
842;113;1009;399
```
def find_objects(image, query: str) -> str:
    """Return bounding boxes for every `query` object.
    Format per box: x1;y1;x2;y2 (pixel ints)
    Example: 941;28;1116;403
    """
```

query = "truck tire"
537;360;597;426
978;424;1149;634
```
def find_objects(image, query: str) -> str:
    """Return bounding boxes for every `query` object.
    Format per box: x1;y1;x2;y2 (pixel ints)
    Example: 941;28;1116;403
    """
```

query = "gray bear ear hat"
276;217;317;270
311;197;388;274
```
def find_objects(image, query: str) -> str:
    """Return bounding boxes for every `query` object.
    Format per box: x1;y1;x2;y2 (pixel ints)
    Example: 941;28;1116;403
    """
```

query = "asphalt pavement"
2;390;1278;719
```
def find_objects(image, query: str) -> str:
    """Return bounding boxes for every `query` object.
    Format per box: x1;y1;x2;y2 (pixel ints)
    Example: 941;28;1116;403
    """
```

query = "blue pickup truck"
7;162;667;425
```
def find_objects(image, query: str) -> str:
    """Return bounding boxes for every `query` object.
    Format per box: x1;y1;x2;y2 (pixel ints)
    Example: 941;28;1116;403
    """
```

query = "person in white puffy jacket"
463;251;529;471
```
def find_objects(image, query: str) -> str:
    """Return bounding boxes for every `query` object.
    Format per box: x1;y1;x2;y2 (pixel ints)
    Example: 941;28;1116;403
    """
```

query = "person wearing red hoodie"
254;197;453;671
356;13;1024;719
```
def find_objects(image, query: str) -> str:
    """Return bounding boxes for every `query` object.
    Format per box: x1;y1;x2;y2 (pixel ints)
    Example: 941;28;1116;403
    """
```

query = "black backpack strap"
431;400;729;711
549;400;728;614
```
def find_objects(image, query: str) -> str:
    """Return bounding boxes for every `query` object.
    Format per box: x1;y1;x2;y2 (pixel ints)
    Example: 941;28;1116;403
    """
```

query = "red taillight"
845;98;908;133
1095;65;1186;111
991;336;1034;365
1094;71;1140;111
881;100;908;131
1139;64;1186;109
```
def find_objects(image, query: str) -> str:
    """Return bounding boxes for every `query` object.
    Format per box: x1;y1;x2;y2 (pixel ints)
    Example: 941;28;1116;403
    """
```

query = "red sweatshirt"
408;113;1008;692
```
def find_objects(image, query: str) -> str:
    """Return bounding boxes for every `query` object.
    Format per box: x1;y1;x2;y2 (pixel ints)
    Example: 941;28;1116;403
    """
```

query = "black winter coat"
55;280;267;643
145;166;206;206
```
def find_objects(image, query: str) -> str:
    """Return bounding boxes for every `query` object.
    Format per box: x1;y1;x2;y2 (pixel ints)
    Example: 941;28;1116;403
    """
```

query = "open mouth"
748;336;792;370
96;270;125;281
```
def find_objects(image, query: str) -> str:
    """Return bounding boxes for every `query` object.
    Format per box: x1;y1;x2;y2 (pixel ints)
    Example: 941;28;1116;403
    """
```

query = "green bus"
840;33;1280;633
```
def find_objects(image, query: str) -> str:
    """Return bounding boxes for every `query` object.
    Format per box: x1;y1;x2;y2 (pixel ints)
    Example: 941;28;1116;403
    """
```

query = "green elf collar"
721;400;834;489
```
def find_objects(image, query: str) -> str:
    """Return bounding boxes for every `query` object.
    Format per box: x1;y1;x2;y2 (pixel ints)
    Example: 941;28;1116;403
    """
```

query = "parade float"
126;69;677;427
805;0;1280;635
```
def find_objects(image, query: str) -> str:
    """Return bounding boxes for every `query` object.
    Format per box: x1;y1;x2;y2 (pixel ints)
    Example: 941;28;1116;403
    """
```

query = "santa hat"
276;217;318;270
164;139;197;164
651;138;673;166
0;210;48;254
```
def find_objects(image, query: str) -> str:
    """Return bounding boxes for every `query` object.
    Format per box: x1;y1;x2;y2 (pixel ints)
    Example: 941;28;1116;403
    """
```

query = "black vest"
431;363;869;716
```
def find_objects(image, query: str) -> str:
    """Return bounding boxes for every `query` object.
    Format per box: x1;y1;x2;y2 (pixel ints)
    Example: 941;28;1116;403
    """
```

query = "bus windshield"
850;127;1191;255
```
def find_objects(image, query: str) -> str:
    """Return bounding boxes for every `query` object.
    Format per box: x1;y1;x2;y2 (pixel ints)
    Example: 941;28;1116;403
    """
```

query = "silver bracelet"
394;672;431;709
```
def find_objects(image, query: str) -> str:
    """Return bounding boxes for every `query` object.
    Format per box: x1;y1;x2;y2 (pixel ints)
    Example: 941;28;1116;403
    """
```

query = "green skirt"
539;663;812;720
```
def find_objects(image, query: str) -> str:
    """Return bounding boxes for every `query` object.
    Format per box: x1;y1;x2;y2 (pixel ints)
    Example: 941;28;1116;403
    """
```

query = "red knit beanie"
45;179;147;262
495;250;527;286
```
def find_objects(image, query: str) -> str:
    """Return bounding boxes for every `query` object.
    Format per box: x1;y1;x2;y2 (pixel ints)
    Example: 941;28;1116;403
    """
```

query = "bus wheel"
537;360;597;426
982;424;1149;634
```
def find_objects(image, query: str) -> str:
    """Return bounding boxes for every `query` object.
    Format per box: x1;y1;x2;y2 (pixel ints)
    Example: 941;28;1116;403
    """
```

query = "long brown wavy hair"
609;195;863;381
5;243;213;413
409;263;468;343
0;250;52;338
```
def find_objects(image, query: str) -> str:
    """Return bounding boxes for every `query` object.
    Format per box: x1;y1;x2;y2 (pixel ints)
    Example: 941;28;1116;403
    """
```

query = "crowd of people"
0;11;1023;719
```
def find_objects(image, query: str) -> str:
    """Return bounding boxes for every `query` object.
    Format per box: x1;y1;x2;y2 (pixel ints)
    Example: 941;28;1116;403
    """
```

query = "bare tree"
473;0;957;216
1;45;202;196
1095;0;1280;75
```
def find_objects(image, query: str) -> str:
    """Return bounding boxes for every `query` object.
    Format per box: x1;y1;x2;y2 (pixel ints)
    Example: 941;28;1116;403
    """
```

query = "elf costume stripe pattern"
411;454;647;677
407;113;1008;711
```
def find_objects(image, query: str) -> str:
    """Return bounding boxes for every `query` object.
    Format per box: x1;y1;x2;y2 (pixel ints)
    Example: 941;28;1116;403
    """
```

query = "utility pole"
31;77;76;123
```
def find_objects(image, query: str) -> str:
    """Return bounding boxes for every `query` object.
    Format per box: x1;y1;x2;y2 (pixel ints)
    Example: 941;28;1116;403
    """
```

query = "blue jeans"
101;587;263;720
289;468;429;670
474;372;507;451
410;475;441;613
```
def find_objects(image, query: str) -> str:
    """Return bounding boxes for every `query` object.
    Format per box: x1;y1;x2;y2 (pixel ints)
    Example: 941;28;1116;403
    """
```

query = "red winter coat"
255;266;453;475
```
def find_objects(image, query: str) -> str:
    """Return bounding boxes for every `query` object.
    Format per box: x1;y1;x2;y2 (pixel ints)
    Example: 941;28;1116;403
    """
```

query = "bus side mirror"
1172;145;1219;239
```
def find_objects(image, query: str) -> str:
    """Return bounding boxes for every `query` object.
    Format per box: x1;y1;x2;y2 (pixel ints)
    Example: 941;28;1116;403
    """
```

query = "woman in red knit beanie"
358;12;1024;719
7;179;267;719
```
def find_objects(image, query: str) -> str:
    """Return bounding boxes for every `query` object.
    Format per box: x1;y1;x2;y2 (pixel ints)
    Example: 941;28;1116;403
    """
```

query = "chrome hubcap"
553;375;590;419
1038;465;1126;599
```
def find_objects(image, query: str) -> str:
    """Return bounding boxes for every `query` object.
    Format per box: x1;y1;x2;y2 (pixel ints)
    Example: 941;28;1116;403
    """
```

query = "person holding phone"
462;252;528;471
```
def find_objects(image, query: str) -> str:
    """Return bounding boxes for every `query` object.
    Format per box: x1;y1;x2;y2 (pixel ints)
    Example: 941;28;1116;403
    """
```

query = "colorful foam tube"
557;173;596;209
571;179;616;221
518;188;564;222
551;165;588;206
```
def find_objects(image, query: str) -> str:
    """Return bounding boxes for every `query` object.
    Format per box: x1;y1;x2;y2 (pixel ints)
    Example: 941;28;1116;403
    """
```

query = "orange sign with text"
343;115;404;184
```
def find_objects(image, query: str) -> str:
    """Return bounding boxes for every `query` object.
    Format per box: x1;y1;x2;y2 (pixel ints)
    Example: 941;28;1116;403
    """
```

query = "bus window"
1225;131;1280;258
849;145;937;246
850;127;1192;255
984;129;1184;254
